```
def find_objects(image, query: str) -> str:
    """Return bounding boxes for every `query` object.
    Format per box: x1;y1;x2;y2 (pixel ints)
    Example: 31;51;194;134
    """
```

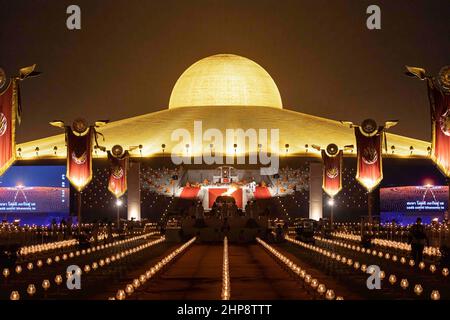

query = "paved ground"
131;244;223;300
227;244;312;299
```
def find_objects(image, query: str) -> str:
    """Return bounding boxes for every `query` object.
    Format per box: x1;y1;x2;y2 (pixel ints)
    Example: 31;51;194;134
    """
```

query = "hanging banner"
355;121;383;192
107;145;129;198
321;144;343;197
429;66;450;177
66;126;94;191
0;79;17;176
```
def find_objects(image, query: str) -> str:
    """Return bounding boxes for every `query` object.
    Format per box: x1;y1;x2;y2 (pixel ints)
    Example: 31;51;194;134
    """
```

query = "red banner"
322;149;343;197
355;128;383;191
208;188;243;208
66;128;93;191
430;84;450;177
107;151;129;198
0;81;17;176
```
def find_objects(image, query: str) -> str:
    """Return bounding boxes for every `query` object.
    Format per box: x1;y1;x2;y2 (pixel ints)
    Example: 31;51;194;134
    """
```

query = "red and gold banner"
107;150;129;198
430;84;450;177
0;80;18;176
66;128;93;191
321;149;343;197
355;127;383;192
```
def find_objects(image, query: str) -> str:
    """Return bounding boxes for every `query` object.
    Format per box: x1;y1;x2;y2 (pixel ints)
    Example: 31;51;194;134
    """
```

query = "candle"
27;284;36;296
400;279;409;289
42;279;51;290
325;289;335;300
116;289;126;300
414;284;423;296
10;291;20;300
3;268;10;278
389;275;397;285
431;290;440;300
125;284;134;295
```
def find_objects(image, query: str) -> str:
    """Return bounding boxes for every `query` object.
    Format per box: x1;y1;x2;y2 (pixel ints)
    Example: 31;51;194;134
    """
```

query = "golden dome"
169;54;283;109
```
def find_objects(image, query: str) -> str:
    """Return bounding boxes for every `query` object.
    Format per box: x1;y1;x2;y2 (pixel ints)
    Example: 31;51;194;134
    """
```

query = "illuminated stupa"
169;54;282;109
18;54;429;158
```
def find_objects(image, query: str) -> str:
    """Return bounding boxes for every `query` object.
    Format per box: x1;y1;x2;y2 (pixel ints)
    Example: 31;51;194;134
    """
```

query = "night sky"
0;0;449;143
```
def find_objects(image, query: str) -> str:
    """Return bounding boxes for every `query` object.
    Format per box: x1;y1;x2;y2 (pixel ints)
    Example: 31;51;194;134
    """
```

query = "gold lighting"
169;54;283;109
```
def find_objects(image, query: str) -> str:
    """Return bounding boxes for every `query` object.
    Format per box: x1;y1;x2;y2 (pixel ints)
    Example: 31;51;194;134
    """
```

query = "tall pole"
367;191;373;231
330;200;334;227
447;178;450;222
117;205;120;232
77;191;82;232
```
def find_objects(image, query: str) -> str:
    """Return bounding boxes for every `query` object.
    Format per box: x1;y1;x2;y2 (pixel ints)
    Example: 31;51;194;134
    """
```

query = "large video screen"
380;186;447;225
0;165;69;225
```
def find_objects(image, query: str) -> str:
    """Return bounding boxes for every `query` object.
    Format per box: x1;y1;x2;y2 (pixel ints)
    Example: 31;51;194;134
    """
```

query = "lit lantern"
55;256;60;263
389;275;397;285
392;255;398;262
116;289;126;300
353;262;360;270
431;290;440;300
15;265;22;274
99;260;105;267
419;262;426;270
55;275;63;285
409;259;415;267
336;296;344;300
125;284;134;295
430;265;436;273
317;284;326;294
311;279;319;289
305;275;312;284
83;265;91;273
139;275;146;284
37;260;43;268
42;279;51;290
442;268;449;277
400;279;409;289
132;279;141;289
46;258;52;265
414;284;423;296
361;264;367;272
27;284;36;296
92;262;98;270
10;291;20;300
3;268;10;278
27;263;34;271
379;271;385;279
400;257;406;264
325;289;335;300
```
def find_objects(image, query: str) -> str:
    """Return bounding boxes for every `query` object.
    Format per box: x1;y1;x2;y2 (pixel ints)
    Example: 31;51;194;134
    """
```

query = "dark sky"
0;0;449;143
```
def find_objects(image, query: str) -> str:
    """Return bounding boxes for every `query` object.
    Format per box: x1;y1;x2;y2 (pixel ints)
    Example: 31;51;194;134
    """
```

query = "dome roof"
169;54;283;109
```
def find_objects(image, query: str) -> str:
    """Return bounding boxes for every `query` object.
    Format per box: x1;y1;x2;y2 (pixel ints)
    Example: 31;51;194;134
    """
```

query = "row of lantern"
314;236;449;278
16;227;143;256
9;236;166;300
256;237;342;300
112;237;197;300
19;239;78;256
3;231;160;280
221;237;230;300
371;238;441;256
332;232;441;257
285;236;441;300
